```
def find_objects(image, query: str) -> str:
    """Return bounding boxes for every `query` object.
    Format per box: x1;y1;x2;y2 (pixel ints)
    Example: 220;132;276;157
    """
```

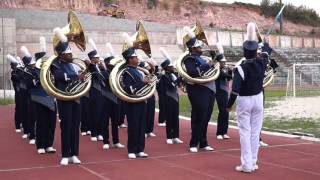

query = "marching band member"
226;22;274;172
31;37;57;154
100;43;125;150
214;42;232;140
51;27;83;165
87;38;105;142
7;55;23;132
155;65;166;127
122;34;149;158
20;46;35;143
184;26;215;153
140;61;156;138
159;47;183;144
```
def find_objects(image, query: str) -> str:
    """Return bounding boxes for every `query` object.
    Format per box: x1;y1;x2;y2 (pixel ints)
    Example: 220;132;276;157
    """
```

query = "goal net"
286;63;320;97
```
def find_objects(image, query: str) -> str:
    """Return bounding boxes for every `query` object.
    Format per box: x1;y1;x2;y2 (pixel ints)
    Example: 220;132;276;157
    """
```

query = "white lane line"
218;151;320;177
78;165;111;180
153;158;228;180
0;142;312;173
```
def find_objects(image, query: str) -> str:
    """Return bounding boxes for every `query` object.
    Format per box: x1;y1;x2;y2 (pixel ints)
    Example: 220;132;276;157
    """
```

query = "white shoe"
189;147;198;153
260;141;269;147
147;132;156;137
86;131;91;135
157;123;166;127
166;139;173;144
202;146;214;151
113;143;125;148
60;158;69;166
29;139;36;145
173;138;183;144
253;164;259;171
91;137;98;142
37;148;46;154
128;153;136;159
46;147;56;153
119;124;127;128
137;152;148;158
81;132;87;136
103;144;110;150
235;165;252;173
15;129;22;133
216;135;223;140
223;134;230;139
70;156;81;164
98;135;104;141
22;134;28;139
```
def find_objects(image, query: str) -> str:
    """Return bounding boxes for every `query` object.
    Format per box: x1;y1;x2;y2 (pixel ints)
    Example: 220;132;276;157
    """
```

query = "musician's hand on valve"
143;76;152;84
84;59;91;66
208;60;215;67
78;73;85;81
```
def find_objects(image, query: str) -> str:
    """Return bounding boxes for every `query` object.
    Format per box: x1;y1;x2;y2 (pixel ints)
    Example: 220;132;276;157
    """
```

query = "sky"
202;0;320;15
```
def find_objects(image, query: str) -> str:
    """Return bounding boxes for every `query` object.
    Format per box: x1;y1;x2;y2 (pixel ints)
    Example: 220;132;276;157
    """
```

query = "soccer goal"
286;63;320;97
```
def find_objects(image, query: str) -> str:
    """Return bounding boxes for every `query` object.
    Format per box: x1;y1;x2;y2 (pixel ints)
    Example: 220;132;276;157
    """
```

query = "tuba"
109;20;157;103
40;11;91;101
176;21;220;84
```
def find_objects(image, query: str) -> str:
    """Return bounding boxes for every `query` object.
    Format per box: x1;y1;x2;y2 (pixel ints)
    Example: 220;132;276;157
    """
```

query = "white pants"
236;92;263;170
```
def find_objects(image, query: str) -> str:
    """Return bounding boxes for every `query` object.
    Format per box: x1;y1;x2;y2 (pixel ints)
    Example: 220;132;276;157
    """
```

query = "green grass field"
0;98;14;105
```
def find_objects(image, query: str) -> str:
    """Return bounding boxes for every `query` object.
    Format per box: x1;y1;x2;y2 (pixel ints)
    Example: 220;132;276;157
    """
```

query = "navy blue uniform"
122;66;147;154
11;67;23;130
162;72;180;139
156;74;166;124
51;58;81;158
100;69;120;145
215;68;232;136
29;68;57;149
80;93;90;133
20;66;35;138
145;94;155;134
88;64;105;138
184;53;216;148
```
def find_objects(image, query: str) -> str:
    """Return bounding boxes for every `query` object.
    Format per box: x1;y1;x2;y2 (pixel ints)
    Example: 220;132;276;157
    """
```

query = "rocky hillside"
0;0;318;36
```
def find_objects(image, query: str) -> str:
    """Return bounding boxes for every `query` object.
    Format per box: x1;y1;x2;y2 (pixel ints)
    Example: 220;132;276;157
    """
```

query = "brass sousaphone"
40;11;91;101
109;20;157;103
176;21;220;84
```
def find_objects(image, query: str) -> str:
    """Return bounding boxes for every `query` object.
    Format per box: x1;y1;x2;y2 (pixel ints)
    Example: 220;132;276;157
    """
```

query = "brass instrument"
176;21;220;84
40;11;91;101
109;20;157;103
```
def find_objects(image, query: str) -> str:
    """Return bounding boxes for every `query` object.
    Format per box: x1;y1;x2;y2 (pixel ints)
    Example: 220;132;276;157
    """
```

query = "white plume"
215;42;224;54
88;38;97;51
7;54;19;64
16;56;22;63
106;42;115;56
246;22;257;41
39;36;46;52
159;47;172;61
20;46;31;57
184;26;195;38
53;27;67;43
122;32;133;48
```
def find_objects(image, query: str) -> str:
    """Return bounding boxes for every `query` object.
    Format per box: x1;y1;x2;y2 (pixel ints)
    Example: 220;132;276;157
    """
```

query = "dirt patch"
265;96;320;119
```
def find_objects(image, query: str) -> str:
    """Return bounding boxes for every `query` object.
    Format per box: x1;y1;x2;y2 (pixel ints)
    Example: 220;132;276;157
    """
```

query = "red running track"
0;104;320;180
